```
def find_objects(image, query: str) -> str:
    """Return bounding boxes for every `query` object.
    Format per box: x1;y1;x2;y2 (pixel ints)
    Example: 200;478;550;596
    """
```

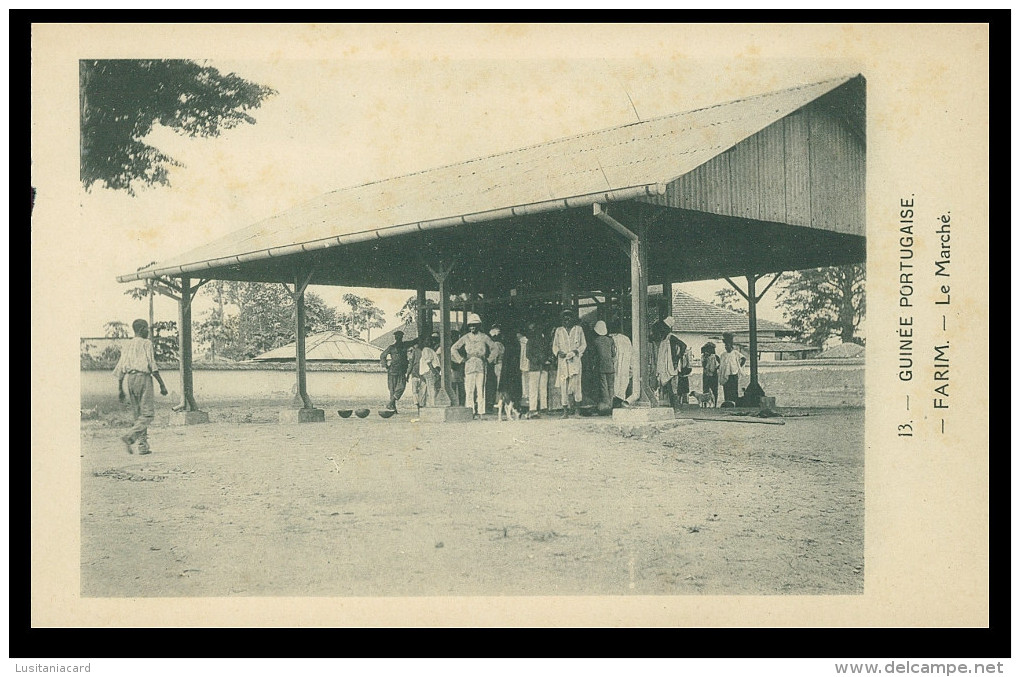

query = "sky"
78;54;859;340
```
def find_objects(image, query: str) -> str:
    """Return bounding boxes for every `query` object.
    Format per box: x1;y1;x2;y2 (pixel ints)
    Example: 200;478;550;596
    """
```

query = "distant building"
253;331;382;363
816;342;865;359
663;289;820;362
371;321;420;350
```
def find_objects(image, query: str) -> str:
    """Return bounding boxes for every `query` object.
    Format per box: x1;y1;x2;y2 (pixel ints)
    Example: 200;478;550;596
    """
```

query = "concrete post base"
279;408;326;424
611;406;676;423
169;410;210;426
418;406;475;423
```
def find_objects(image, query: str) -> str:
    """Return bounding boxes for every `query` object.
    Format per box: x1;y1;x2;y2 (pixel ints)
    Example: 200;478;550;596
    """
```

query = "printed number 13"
898;423;913;437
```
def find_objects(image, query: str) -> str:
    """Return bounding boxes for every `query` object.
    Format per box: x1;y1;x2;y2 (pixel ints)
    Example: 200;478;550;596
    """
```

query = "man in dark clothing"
449;329;466;406
520;321;551;417
380;330;411;412
592;320;617;414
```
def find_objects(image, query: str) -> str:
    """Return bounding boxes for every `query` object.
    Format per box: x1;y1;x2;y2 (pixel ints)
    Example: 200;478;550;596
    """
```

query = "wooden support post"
746;273;759;390
592;203;658;408
177;275;198;412
661;281;673;323
436;275;453;407
278;271;324;423
632;215;656;406
294;271;314;410
424;259;460;408
147;279;154;334
416;285;428;340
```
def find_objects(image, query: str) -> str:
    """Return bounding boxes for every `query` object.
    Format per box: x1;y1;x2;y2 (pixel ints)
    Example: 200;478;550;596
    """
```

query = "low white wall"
81;367;395;409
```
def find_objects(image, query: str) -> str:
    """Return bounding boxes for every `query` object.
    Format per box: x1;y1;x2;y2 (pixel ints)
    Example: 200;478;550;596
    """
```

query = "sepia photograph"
31;22;989;629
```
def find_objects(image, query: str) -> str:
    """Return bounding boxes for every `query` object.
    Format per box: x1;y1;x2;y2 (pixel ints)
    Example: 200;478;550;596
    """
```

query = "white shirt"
518;336;530;371
113;336;158;379
718;348;745;381
419;346;441;376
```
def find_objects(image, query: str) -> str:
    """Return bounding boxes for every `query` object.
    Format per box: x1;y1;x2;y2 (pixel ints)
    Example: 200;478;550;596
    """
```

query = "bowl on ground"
378;409;396;419
354;408;371;418
337;409;353;418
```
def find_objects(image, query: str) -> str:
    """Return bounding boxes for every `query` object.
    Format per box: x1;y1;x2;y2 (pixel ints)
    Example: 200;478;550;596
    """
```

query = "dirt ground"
80;401;864;597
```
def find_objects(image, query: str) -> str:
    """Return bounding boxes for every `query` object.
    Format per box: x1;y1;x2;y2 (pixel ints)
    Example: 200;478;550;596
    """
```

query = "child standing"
419;333;442;407
701;342;720;407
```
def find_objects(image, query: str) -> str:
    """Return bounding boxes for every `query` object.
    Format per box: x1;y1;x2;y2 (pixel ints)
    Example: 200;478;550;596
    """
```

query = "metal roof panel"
122;76;856;281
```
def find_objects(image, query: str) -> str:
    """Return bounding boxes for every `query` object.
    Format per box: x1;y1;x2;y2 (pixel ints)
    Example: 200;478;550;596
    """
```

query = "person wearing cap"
552;308;587;417
592;320;618;414
718;332;747;404
451;313;498;416
380;330;411;412
519;321;551;418
419;332;442;407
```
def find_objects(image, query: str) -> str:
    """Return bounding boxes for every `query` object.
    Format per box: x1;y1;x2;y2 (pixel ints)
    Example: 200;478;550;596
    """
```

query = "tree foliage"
397;295;418;327
104;321;130;338
80;59;276;194
193;282;347;360
713;287;747;315
151;320;180;362
775;264;866;347
341;293;386;341
396;295;435;335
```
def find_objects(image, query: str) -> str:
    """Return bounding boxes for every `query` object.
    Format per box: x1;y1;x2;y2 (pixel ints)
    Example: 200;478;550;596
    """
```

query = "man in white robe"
552;308;586;417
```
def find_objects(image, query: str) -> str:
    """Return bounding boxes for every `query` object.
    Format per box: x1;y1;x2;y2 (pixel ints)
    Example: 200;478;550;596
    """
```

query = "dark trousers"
677;376;690;404
723;375;739;403
387;371;407;405
703;374;719;403
598;372;615;411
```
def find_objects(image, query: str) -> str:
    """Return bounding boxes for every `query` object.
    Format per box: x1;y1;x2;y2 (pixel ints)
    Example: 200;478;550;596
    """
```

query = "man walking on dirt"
113;319;169;455
380;330;412;412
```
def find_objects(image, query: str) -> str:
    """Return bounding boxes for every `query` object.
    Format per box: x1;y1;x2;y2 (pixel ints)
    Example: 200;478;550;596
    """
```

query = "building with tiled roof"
665;289;819;362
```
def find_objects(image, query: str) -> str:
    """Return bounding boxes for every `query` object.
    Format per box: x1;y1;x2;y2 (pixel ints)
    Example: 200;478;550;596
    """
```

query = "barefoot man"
113;319;169;455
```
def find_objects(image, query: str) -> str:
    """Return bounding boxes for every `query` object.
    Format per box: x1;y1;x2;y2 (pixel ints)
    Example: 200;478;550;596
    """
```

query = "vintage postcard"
31;23;989;628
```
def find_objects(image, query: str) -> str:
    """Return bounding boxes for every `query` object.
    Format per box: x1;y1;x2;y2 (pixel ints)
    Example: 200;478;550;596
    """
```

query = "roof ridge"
304;75;857;201
671;288;792;331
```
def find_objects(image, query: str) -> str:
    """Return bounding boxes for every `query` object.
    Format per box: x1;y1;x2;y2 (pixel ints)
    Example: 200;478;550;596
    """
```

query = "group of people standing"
380;307;750;417
380;308;638;418
652;319;747;409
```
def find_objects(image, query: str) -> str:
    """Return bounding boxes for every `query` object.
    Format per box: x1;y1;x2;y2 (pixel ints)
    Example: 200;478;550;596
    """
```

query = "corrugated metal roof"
252;331;382;362
121;76;857;282
671;290;792;334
